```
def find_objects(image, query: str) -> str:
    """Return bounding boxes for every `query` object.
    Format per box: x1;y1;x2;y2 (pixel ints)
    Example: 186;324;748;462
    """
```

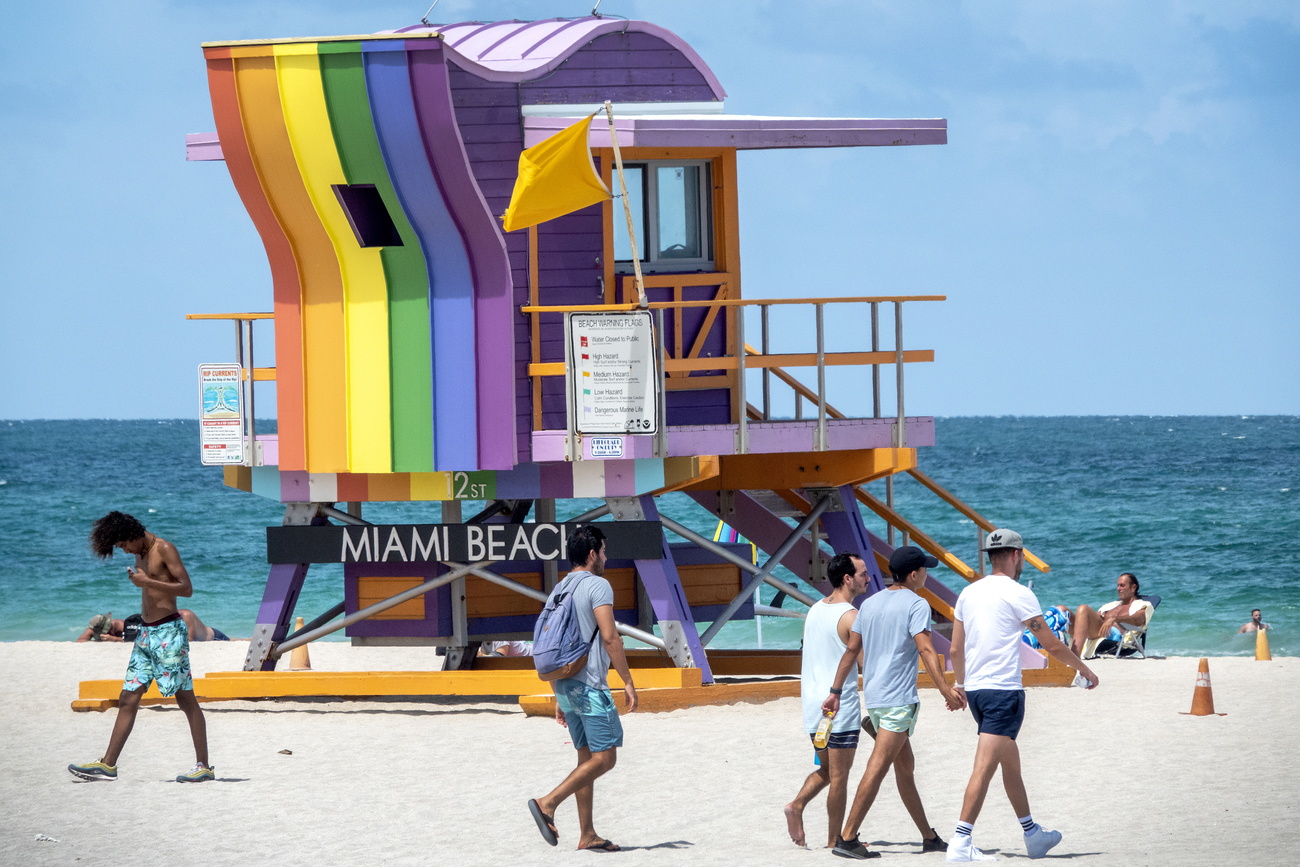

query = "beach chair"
1085;594;1160;659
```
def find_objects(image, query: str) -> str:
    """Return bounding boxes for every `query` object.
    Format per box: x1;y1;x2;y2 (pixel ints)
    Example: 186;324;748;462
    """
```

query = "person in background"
1069;572;1151;656
77;610;229;642
1238;609;1271;633
784;552;869;849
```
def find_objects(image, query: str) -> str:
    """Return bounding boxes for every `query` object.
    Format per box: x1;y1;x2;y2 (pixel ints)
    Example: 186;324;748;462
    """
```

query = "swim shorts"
554;678;623;753
809;730;861;751
123;615;193;697
210;628;230;641
966;688;1025;739
867;702;919;736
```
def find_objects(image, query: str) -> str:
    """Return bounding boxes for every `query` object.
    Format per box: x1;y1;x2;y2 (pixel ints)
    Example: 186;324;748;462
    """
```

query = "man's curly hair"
90;511;147;559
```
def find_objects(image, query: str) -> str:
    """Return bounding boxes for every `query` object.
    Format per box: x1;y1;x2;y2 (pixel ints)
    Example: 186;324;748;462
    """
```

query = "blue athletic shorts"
966;689;1025;739
554;679;624;753
123;615;193;697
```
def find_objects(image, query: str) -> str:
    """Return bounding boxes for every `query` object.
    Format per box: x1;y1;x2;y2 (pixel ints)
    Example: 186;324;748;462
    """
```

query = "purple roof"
393;16;727;98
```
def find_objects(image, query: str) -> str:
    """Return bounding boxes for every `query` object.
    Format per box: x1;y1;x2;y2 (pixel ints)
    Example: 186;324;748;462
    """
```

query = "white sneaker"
947;835;998;862
1024;826;1062;859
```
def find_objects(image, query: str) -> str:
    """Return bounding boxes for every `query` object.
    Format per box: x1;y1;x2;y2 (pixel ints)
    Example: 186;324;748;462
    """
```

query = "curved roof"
393;16;726;99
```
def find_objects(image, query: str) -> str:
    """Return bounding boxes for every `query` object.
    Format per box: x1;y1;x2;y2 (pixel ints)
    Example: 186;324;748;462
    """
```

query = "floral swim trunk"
123;616;193;697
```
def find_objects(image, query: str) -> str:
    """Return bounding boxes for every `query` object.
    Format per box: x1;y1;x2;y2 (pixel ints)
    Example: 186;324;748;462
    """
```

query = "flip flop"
528;798;558;846
582;840;620;852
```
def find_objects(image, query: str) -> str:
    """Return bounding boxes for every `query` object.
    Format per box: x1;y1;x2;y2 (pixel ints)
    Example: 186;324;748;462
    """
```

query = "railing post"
761;304;771;421
894;301;905;449
815;303;827;451
735;304;748;454
871;301;881;419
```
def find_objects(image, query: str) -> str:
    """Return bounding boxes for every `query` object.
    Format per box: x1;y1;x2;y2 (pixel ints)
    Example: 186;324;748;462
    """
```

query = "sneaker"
923;831;948;852
1024;826;1062;859
832;835;881;860
68;760;117;781
947;835;997;862
175;763;215;783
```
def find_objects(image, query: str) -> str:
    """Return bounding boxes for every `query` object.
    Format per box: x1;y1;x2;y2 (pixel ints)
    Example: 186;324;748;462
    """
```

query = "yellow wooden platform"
71;666;700;712
519;679;801;716
73;651;1075;712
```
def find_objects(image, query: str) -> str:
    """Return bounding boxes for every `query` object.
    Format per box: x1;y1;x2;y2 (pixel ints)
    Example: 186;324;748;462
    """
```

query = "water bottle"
813;710;835;749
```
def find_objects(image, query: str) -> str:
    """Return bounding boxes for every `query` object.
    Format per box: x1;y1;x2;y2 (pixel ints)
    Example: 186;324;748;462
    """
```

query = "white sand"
1;641;1295;866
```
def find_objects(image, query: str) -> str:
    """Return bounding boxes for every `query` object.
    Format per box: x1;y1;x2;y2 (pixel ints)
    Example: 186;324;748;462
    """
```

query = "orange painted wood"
206;58;308;472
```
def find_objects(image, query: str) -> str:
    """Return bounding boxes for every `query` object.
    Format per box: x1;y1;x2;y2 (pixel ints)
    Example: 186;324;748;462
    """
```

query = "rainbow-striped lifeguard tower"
186;16;1056;691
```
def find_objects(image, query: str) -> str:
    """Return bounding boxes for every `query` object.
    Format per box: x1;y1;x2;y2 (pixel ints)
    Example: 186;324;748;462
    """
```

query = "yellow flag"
501;114;611;232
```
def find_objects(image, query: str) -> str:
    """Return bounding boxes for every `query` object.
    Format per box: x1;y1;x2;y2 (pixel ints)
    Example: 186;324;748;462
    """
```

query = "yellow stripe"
275;46;392;472
409;472;454;501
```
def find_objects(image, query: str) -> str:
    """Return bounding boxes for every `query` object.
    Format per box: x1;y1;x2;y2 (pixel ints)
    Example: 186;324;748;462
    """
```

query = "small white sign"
199;363;245;465
589;437;624;458
566;311;659;435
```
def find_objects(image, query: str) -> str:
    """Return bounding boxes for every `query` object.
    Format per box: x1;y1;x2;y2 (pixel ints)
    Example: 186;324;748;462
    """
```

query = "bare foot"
783;802;806;847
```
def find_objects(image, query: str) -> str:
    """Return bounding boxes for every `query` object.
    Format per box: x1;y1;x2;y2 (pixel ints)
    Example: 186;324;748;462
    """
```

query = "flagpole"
604;100;647;308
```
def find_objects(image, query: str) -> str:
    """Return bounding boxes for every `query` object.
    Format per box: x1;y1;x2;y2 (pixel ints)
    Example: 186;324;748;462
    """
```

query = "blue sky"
3;0;1296;418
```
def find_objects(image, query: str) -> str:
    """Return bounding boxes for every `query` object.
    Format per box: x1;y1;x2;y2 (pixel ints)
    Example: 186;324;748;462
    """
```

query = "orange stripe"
206;57;306;472
235;57;348;472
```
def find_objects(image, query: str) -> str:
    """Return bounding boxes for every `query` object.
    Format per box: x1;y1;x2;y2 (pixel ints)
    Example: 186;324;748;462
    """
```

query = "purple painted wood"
343;560;453;639
687;489;818;582
185;132;223;161
408;42;517;471
525;116;948;149
625;495;713;682
820;486;888;594
251;561;311;671
401;17;727;100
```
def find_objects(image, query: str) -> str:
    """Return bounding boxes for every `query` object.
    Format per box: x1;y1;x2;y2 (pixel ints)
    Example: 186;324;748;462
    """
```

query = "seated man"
77;610;229;642
1070;572;1152;656
1238;609;1271;633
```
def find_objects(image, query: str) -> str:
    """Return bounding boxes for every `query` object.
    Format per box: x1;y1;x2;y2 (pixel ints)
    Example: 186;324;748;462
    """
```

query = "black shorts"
966;689;1026;739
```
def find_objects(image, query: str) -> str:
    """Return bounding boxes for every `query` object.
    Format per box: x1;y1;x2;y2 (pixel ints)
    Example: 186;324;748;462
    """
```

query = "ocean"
1;417;1295;657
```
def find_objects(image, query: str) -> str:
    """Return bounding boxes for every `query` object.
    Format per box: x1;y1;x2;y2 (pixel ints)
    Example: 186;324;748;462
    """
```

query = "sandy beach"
1;641;1294;866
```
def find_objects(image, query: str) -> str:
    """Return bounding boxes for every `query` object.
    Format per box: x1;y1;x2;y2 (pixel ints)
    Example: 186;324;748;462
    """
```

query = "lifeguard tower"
183;16;1060;694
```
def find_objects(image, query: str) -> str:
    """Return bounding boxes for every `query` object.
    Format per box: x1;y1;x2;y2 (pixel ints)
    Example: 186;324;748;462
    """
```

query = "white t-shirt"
953;574;1042;691
801;599;860;733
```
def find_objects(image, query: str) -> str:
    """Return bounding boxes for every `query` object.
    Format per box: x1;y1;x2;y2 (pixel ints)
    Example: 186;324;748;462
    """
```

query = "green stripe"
318;44;434;473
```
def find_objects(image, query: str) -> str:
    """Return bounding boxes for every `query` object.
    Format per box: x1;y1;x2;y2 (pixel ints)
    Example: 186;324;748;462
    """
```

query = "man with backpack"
528;525;638;852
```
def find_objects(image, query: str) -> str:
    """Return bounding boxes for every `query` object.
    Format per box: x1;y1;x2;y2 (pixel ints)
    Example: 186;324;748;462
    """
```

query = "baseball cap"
889;545;938;577
981;528;1024;551
89;613;112;635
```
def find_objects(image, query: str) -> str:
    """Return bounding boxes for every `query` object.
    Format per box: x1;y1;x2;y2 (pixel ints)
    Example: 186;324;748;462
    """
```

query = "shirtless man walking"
68;511;214;783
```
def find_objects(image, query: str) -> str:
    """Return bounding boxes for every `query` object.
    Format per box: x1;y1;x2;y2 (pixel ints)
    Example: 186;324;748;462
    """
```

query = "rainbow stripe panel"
203;35;515;474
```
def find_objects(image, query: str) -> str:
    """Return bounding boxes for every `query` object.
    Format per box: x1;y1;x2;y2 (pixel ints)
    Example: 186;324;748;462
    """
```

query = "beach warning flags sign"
501;113;611;233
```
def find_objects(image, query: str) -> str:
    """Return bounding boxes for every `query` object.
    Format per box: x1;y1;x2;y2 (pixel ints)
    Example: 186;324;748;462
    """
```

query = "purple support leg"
687;490;820;582
244;562;311;672
820;485;888;595
617;495;714;684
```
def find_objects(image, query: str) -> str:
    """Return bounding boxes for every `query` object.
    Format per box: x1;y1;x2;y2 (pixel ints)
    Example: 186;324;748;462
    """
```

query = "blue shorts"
123;615;193;697
554;679;624;753
967;689;1025;739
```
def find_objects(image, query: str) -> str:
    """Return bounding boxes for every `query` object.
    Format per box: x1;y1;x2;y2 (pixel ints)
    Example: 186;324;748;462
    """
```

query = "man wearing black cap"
946;529;1099;862
821;546;966;859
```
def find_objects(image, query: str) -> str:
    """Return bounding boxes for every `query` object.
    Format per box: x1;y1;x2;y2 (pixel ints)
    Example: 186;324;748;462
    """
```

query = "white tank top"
801;599;861;733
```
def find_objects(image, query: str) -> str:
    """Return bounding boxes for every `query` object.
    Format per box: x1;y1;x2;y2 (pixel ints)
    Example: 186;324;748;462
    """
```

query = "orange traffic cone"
1256;628;1272;661
288;616;312;671
1180;657;1226;716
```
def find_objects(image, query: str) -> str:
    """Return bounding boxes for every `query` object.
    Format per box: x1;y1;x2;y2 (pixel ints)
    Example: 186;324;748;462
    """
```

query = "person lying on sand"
77;609;229;642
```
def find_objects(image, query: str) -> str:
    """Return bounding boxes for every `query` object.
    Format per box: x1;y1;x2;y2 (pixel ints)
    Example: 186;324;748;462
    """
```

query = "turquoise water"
1;417;1295;655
